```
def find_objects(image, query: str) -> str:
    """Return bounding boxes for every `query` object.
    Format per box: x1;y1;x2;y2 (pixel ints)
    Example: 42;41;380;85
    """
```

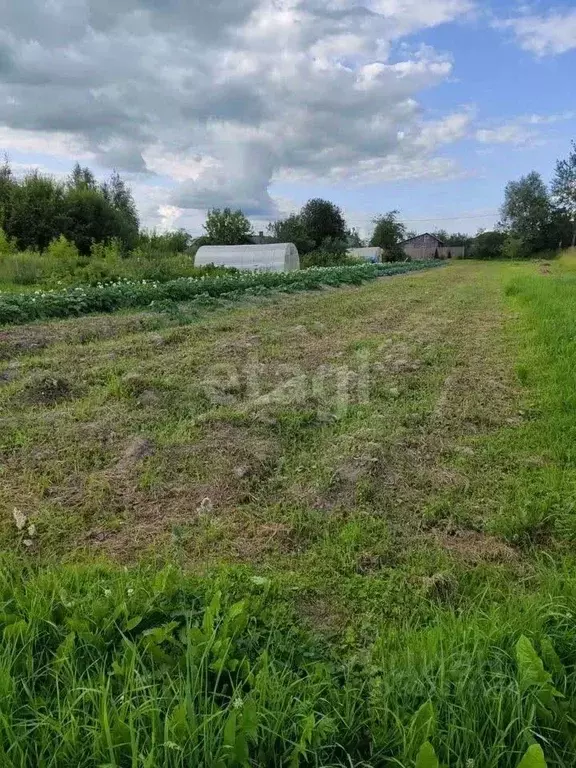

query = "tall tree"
551;140;576;247
299;198;347;249
204;208;253;245
267;214;314;254
370;210;407;261
69;162;96;190
101;171;139;249
0;155;15;229
500;171;553;256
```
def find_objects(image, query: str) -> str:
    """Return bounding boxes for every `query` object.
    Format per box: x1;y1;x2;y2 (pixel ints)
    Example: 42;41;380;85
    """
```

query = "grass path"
3;258;576;765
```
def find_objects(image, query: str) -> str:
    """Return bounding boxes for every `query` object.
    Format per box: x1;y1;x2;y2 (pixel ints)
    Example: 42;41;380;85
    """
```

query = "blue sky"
270;0;576;235
0;0;574;237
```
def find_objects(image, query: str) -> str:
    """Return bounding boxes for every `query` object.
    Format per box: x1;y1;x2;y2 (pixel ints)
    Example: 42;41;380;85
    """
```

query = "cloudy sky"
0;0;574;237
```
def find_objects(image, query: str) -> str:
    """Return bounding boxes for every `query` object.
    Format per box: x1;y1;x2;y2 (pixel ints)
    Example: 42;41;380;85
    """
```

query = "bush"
0;228;16;256
502;235;529;260
301;250;354;268
301;238;354;268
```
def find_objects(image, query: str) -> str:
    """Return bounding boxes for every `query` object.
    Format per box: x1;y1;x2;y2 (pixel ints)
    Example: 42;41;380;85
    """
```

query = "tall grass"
0;556;575;766
492;250;576;542
0;235;211;290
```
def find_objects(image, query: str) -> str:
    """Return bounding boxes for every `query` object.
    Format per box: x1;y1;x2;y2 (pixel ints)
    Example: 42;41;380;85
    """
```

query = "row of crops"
0;261;443;325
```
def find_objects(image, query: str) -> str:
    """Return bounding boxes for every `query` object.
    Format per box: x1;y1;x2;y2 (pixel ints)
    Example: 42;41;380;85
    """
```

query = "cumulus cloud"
497;8;576;57
475;111;576;147
0;0;474;219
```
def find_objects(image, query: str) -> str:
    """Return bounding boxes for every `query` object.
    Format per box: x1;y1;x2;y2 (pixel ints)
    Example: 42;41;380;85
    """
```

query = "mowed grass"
2;258;576;765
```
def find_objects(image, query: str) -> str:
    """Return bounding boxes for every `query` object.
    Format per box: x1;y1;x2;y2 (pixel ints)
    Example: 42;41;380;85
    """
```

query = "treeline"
0;160;142;255
2;138;575;266
423;140;576;259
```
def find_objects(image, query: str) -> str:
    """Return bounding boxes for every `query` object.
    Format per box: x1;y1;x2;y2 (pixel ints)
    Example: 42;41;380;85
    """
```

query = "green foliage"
517;744;548;768
415;742;440;768
0;261;443;325
500;172;555;256
502;235;528;260
0;227;16;255
268;199;348;258
300;198;347;248
204;208;253;245
551;140;576;247
347;227;364;248
471;230;507;259
0;159;139;254
5;170;67;250
267;214;315;255
432;229;474;248
301;237;352;268
0;556;572;765
516;635;563;714
138;229;193;254
62;186;124;255
370;210;407;261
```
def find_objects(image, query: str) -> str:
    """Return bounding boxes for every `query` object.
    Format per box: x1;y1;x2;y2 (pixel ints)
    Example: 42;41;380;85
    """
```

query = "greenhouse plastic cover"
195;243;300;272
347;247;383;263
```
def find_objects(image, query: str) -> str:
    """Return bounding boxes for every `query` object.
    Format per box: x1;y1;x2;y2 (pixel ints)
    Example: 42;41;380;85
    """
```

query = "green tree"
500;171;554;256
61;187;125;256
300;198;347;249
551;140;576;247
204;208;253;245
346;228;364;248
101;171;139;249
267;214;314;254
370;210;407;261
432;229;474;248
138;229;192;254
471;230;507;259
68;162;96;190
0;155;15;229
6;171;67;250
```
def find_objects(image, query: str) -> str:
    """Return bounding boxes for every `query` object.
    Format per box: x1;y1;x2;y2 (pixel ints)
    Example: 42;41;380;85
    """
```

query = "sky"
0;0;574;238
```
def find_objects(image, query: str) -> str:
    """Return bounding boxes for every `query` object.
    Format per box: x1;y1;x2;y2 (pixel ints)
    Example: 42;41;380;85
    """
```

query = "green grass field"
1;256;576;766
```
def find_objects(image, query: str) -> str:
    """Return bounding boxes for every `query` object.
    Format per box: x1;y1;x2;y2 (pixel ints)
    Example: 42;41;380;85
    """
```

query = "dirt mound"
22;374;75;405
432;528;519;564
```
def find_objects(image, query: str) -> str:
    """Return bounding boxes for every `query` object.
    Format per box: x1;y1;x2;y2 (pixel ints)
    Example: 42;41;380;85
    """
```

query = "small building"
347;246;383;263
400;234;465;261
195;243;300;272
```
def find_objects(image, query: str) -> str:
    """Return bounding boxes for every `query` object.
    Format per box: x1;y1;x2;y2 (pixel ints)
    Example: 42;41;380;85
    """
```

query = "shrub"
502;235;529;260
0;228;16;256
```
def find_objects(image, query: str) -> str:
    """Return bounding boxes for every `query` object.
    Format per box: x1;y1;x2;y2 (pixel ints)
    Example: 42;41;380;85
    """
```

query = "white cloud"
0;0;474;222
476;124;535;146
497;9;576;56
475;111;576;147
527;110;576;125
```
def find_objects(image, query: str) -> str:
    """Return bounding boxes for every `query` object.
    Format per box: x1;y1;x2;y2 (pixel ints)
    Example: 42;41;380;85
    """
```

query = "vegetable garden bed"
0;261;443;325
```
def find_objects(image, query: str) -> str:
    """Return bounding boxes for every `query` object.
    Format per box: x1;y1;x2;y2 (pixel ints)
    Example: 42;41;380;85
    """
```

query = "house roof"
399;233;445;246
249;235;277;244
